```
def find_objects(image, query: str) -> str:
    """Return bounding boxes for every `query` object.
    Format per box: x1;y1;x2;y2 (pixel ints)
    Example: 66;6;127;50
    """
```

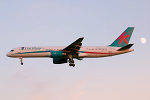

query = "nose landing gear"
19;57;23;65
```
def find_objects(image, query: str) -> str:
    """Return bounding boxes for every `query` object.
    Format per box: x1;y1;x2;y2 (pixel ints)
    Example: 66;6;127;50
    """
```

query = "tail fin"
109;27;134;47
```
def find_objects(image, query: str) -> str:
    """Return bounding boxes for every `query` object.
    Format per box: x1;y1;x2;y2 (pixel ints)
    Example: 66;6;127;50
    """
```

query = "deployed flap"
62;37;84;53
117;44;134;51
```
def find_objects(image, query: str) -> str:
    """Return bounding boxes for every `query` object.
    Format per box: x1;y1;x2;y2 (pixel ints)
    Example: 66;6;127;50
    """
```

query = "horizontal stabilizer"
117;44;134;51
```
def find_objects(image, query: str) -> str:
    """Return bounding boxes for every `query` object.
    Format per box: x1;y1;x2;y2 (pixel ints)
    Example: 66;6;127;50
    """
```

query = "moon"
141;38;146;43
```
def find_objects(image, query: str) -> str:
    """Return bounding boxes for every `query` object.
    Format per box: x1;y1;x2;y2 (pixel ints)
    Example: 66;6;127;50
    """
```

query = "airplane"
6;27;134;67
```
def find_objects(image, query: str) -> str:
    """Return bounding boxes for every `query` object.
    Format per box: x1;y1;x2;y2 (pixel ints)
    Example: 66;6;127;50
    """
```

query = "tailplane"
117;44;134;51
109;27;134;47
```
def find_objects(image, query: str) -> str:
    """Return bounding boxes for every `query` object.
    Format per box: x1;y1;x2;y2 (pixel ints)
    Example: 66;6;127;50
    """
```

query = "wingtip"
128;27;134;29
79;37;84;39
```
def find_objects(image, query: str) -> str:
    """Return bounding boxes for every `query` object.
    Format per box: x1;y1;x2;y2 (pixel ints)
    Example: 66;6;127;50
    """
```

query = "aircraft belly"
89;54;109;57
97;54;109;57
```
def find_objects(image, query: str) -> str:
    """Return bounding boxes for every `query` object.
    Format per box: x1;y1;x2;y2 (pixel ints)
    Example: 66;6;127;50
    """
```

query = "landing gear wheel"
69;63;75;67
71;60;74;63
69;63;72;66
69;59;71;63
69;59;74;63
19;57;23;65
72;64;75;67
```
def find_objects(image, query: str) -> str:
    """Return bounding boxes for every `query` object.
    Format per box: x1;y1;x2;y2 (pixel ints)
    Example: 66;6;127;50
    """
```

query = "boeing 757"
6;27;134;67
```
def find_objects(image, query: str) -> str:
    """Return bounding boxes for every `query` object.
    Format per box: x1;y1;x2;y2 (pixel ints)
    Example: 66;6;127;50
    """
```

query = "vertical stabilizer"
109;27;134;47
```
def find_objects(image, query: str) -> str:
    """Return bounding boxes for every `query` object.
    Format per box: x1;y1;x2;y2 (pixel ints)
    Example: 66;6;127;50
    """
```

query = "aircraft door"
18;48;21;53
86;48;88;52
109;47;113;56
86;48;90;57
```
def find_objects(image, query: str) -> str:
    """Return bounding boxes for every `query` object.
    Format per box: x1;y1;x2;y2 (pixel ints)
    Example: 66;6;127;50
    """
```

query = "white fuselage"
6;46;133;58
6;27;134;66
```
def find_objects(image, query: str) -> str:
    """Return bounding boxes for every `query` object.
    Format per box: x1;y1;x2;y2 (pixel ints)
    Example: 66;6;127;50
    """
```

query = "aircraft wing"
62;37;84;53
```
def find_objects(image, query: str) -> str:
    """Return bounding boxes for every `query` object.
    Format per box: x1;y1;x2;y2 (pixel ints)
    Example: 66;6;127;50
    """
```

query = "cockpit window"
10;50;14;52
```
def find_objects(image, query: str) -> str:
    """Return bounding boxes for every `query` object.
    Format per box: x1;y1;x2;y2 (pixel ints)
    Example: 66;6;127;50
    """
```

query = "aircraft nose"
6;52;10;57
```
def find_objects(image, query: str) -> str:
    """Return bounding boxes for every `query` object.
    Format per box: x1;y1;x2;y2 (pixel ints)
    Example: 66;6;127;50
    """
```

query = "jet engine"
51;51;66;58
53;58;67;64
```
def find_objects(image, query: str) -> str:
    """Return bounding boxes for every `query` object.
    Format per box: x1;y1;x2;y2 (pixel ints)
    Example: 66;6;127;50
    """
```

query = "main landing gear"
68;54;75;67
69;59;75;67
19;57;23;65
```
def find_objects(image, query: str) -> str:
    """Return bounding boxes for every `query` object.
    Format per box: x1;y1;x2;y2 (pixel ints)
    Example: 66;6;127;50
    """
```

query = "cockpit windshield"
10;50;14;52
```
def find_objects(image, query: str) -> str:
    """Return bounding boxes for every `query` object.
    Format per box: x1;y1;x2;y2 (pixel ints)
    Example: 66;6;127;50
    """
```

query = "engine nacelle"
53;58;67;64
51;51;66;58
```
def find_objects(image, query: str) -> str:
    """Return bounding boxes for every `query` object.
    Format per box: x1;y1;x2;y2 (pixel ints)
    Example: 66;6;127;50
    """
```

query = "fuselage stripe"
12;50;115;55
12;50;51;55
